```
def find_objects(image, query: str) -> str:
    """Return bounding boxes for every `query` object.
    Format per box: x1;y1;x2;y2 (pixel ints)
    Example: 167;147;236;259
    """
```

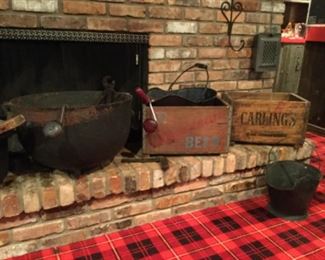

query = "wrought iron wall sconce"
221;0;245;52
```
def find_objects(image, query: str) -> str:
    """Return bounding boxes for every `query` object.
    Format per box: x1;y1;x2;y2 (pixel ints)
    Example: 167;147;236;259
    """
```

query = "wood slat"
0;115;26;135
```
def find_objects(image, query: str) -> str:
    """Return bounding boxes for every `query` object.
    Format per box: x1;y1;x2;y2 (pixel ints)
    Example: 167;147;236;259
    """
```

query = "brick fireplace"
0;0;285;91
0;0;298;258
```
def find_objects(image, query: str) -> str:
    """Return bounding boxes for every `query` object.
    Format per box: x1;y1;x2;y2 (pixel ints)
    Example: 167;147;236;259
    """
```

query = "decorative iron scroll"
0;28;149;44
221;0;245;52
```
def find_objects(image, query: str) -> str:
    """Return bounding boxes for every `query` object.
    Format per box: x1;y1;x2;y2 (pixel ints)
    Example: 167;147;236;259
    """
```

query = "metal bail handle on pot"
265;141;322;221
147;63;217;106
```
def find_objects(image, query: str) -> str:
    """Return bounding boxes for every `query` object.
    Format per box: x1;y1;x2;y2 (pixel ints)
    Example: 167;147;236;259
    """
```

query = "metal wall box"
223;92;310;145
254;33;281;72
142;98;231;155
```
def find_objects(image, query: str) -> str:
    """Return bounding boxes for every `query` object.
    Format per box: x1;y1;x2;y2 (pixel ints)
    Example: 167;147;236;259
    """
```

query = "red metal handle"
135;87;150;105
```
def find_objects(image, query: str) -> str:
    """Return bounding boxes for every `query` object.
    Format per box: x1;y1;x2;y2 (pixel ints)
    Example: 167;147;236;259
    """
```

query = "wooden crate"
142;99;231;155
222;92;310;145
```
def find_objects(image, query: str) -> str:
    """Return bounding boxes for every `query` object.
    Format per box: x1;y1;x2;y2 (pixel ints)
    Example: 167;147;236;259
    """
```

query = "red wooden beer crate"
142;98;231;155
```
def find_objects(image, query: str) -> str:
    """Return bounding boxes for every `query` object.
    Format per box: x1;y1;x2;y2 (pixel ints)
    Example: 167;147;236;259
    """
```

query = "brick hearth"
0;140;314;258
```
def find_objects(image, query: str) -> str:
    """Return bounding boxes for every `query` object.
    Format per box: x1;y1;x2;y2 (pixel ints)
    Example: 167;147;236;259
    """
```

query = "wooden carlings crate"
142;98;231;155
222;92;310;145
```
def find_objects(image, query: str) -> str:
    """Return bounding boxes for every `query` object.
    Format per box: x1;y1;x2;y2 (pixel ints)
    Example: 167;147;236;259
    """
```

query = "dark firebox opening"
0;29;148;172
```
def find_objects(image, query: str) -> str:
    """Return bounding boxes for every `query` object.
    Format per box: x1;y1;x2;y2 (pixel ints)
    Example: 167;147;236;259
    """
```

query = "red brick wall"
0;0;285;91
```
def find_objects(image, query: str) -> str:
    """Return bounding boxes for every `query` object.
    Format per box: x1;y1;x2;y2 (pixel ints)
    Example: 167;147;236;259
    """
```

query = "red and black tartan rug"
8;133;325;260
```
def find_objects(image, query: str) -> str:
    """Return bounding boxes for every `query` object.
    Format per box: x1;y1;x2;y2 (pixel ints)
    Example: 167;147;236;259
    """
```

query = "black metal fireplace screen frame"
0;28;149;43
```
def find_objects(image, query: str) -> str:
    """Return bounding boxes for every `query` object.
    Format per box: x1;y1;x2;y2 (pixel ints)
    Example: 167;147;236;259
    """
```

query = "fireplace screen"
0;29;148;151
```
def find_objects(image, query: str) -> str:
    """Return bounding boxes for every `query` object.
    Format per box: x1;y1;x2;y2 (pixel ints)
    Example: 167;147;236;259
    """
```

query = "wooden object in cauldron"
222;92;310;145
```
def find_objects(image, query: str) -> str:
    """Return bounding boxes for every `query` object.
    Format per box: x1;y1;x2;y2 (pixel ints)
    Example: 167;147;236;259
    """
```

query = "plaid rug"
8;133;325;260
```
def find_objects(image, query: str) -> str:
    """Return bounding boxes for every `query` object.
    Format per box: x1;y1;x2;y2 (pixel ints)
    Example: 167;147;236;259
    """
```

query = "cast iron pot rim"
4;90;133;111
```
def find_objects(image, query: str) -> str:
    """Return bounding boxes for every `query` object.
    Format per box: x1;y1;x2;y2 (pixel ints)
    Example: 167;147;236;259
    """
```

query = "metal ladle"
43;105;66;138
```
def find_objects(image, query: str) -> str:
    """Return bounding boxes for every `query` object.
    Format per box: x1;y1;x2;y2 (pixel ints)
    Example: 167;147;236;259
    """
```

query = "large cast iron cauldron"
3;90;132;173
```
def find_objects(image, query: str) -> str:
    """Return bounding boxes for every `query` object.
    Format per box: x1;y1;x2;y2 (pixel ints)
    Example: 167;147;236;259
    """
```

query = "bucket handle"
168;63;210;91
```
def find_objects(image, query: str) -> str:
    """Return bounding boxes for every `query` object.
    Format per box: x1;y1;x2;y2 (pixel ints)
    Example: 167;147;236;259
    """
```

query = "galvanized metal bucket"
265;160;322;220
148;63;217;106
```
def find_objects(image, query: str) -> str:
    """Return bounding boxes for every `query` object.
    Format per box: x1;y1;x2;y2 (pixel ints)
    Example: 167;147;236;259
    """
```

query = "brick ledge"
0;140;314;258
0;139;314;219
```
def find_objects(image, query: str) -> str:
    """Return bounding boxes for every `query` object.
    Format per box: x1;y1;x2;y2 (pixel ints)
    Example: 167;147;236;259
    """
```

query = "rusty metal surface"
4;91;133;173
